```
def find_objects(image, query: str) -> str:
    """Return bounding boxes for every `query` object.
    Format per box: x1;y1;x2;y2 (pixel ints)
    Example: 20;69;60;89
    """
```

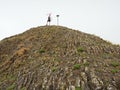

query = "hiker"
46;14;51;25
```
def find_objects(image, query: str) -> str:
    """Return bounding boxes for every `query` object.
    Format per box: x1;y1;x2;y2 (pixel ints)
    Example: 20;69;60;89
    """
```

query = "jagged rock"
0;26;120;90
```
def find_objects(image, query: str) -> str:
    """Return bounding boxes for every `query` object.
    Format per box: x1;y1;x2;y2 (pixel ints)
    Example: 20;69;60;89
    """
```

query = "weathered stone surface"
0;26;120;90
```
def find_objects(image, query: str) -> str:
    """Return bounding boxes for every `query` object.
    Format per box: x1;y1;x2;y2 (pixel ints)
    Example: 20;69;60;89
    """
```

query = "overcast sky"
0;0;120;44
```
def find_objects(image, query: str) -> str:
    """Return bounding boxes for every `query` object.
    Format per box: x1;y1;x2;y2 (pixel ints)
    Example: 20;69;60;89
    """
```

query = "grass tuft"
73;64;81;70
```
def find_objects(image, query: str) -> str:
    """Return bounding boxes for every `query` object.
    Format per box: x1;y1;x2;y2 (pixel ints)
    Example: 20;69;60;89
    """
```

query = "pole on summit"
56;15;59;25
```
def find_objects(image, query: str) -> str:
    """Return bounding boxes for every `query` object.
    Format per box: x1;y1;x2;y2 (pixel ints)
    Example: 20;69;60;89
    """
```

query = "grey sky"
0;0;120;44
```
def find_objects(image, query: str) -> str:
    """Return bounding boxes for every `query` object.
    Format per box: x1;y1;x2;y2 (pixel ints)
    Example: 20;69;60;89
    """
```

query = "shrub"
83;62;89;66
111;62;119;67
20;87;26;90
73;64;81;70
7;84;16;90
39;49;45;53
52;67;57;72
77;47;85;53
75;87;82;90
111;69;119;74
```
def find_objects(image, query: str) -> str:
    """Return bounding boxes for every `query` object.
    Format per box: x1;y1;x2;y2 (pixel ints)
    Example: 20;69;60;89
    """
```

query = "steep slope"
0;26;120;90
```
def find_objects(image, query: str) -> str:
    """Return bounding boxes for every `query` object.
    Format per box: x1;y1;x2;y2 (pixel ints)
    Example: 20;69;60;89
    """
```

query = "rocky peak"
0;26;120;90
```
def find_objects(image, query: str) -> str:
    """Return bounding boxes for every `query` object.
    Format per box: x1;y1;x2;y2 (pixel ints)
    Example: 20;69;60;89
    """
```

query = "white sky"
0;0;120;44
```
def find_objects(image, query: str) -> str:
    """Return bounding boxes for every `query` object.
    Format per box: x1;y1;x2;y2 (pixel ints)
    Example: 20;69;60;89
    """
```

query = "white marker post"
56;15;59;25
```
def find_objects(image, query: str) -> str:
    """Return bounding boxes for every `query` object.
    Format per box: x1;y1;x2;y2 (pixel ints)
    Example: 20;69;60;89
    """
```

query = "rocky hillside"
0;26;120;90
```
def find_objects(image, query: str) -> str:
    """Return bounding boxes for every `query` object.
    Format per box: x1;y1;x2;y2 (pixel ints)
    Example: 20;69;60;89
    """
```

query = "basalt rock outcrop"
0;26;120;90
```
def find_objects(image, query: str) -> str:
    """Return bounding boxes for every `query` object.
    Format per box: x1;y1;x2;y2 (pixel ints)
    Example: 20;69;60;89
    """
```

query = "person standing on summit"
46;14;51;25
